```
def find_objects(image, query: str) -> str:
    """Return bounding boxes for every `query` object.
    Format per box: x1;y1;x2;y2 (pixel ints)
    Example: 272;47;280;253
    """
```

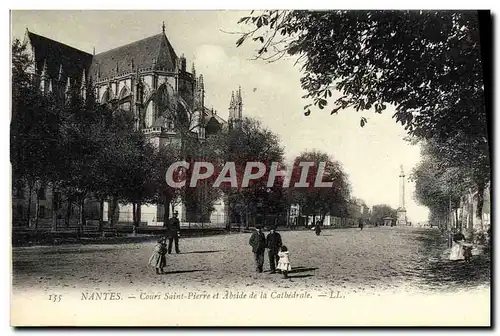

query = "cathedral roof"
26;31;93;79
202;107;227;125
90;33;178;79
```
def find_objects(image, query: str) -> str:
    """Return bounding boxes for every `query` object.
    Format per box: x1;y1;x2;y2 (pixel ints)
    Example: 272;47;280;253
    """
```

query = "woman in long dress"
449;230;466;261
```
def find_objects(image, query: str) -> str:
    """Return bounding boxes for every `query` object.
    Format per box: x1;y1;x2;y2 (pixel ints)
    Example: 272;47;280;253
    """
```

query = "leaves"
252;36;265;43
236;10;487;141
238;16;251;24
288;150;351;218
236;35;247;47
360;117;367;127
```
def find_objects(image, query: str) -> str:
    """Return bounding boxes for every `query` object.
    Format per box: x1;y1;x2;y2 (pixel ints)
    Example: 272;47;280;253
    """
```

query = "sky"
10;10;430;222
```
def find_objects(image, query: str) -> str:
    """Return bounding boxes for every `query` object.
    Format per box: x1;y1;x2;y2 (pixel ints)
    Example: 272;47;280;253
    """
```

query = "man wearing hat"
249;225;266;273
166;211;181;254
266;226;282;274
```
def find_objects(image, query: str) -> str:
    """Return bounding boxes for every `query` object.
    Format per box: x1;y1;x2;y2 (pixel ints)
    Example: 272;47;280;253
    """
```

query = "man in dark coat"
166;211;181;254
266;226;282;274
314;221;322;236
249;225;266;273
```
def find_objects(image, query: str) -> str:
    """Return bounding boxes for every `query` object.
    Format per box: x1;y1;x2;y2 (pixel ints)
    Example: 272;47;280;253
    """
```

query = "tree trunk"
225;196;232;232
137;203;142;226
34;186;40;230
65;198;72;228
78;197;85;237
476;182;485;231
26;181;34;227
51;187;58;232
109;196;118;227
132;203;137;226
455;208;459;232
133;202;141;236
98;199;104;231
245;206;250;229
163;194;172;228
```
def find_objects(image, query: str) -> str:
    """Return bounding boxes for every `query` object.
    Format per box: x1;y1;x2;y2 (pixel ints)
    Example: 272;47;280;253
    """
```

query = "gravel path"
12;227;490;296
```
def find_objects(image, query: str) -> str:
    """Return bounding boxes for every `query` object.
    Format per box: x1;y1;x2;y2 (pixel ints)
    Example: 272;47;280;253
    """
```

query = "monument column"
396;165;408;226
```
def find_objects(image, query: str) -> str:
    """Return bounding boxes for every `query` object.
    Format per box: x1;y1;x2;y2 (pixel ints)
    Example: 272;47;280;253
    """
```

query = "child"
277;245;292;279
462;242;473;263
148;238;167;274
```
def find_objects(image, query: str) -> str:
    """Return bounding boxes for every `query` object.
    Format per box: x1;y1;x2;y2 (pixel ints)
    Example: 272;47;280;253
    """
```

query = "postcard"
10;10;491;326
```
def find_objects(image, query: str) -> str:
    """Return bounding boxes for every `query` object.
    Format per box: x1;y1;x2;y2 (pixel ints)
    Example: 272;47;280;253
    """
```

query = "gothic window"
137;83;145;103
101;88;111;104
145;102;153;128
118;86;131;101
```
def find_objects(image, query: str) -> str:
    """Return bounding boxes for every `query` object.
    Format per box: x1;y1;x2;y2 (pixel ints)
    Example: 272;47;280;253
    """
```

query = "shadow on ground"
162;269;206;275
288;274;314;279
36;248;121;255
289;267;318;274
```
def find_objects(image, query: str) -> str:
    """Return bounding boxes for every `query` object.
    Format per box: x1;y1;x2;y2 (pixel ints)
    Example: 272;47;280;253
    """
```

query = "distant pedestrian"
314;221;322;236
266;226;282;274
148;238;167;274
249;225;266;273
359;220;364;230
277;245;292;279
166;211;181;254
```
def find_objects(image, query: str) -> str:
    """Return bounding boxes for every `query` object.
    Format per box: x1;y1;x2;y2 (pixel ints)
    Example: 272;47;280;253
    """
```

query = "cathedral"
14;24;244;228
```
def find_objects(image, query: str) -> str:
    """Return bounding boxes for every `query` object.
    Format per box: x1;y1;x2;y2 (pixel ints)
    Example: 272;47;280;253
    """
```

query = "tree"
418;135;489;219
206;117;284;229
236;11;486;137
153;144;178;227
289;150;351;223
236;10;490;219
55;87;114;234
117;135;157;234
370;204;397;226
411;140;476;232
11;39;61;228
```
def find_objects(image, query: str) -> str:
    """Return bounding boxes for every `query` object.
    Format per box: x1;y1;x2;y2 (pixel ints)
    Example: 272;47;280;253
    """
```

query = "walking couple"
249;226;291;279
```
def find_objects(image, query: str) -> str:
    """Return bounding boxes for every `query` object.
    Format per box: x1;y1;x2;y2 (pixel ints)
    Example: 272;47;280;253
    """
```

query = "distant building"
382;217;393;226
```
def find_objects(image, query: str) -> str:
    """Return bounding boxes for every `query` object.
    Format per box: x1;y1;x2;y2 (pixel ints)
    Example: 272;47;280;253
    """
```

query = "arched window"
101;88;111;103
118;85;131;101
144;102;154;128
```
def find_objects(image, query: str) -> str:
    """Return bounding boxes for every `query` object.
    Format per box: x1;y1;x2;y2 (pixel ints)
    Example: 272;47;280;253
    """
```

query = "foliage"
289;150;351;219
237;10;490;221
370;204;397;225
411;138;482;223
236;10;486;140
205;117;285;225
11;39;60;187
